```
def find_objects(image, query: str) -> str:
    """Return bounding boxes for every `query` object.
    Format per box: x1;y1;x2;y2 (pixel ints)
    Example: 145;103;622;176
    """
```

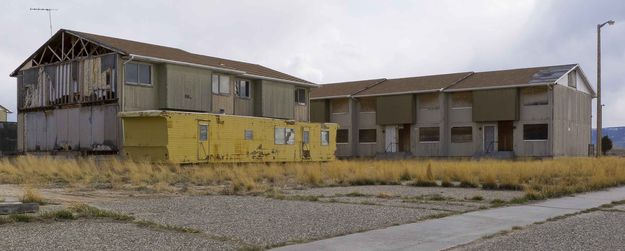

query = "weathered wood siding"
165;64;212;112
261;80;294;119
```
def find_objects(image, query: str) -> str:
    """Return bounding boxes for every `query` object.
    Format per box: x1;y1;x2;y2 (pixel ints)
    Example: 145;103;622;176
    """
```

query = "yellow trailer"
119;110;337;164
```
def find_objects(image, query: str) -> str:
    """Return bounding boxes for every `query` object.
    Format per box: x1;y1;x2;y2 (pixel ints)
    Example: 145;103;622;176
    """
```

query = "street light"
596;19;615;157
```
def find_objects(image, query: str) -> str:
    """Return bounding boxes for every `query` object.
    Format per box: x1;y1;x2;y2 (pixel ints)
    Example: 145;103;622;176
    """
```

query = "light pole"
596;20;615;157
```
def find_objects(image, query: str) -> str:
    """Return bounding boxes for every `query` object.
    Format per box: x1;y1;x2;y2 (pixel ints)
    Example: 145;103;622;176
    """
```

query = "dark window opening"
336;129;349;143
523;124;548;140
359;129;376;143
451;127;472;143
419;127;440;142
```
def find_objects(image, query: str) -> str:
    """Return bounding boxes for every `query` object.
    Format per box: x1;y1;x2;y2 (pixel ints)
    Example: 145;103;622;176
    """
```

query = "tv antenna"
30;8;58;36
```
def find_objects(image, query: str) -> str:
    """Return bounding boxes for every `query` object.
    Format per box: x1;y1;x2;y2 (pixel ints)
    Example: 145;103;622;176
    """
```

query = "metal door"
198;122;209;160
483;125;497;153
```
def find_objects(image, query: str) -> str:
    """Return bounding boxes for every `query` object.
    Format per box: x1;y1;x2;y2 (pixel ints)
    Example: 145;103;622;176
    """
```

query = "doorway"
398;124;411;152
483;124;497;153
197;122;209;160
384;125;397;153
497;121;514;151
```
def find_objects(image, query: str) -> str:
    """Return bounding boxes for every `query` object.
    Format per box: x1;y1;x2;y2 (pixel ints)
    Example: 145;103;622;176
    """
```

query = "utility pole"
596;20;615;157
30;8;58;36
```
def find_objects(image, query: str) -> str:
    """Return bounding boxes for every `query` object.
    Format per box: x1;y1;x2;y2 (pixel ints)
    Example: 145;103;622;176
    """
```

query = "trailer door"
198;122;209;160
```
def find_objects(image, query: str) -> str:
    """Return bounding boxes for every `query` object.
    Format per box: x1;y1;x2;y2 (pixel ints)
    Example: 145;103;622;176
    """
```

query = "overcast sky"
1;0;624;127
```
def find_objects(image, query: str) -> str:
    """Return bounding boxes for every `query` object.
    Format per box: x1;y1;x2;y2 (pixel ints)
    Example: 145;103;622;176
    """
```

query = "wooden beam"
47;45;62;61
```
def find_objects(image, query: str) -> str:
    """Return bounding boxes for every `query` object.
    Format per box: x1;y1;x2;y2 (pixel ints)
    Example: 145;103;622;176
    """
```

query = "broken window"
295;88;307;105
244;129;253;140
321;130;330;146
274;128;295;145
451;127;472;143
522;86;548;106
419;127;440;142
212;74;230;94
303;131;310;144
359;129;377;143
199;124;208;141
359;97;376;112
331;98;349;113
451;92;472;109
125;63;151;85
523;124;548;140
336;129;349;143
419;93;439;110
236;80;251;98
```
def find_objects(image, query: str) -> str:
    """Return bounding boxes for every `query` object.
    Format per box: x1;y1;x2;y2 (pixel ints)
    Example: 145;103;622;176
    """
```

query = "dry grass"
1;156;625;199
20;187;46;205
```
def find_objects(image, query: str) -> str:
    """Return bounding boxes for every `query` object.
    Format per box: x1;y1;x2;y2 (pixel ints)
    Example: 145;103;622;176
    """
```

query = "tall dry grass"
1;156;625;199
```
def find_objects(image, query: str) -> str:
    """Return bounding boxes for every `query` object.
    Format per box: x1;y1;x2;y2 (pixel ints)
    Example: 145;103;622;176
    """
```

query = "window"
125;63;151;85
523;124;548;140
295;88;307;105
419;93;439;110
331;98;349;113
244;130;253;140
212;74;230;94
451;127;472;143
359;97;376;112
568;70;577;88
321;130;330;146
336;129;349;143
236;80;251;98
359;129;377;143
522;86;548;106
451;92;472;109
419;127;440;142
303;131;310;144
274;128;295;145
199;124;208;141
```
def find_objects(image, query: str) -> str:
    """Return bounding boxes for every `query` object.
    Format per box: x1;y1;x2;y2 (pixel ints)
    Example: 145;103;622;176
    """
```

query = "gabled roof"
353;72;472;97
0;105;12;113
310;78;386;99
11;29;314;86
445;64;578;91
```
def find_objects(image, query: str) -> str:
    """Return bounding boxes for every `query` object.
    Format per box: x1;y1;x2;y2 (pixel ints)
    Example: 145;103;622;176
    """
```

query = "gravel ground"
318;196;486;212
0;219;240;251
451;210;625;251
285;185;523;202
93;195;442;247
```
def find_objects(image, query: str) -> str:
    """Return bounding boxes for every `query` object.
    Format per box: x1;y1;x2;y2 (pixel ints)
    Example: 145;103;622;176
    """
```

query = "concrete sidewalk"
274;186;625;251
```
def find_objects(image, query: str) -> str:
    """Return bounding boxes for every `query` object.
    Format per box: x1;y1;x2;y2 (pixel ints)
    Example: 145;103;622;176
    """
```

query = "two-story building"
10;29;315;154
311;64;594;158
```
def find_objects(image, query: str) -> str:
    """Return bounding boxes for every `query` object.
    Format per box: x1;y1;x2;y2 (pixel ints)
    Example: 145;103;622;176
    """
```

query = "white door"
385;125;398;153
483;125;497;153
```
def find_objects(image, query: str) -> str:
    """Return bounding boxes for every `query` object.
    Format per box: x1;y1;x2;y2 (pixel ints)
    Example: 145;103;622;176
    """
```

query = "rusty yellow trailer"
119;110;337;164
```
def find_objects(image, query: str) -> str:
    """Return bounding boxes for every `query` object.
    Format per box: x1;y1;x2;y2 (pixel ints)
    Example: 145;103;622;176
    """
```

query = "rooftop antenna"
30;8;58;36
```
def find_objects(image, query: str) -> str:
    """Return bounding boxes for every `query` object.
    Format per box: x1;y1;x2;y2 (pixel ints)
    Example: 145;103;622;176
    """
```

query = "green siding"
376;94;415;125
472;89;519;122
261;80;294;119
165;64;212;111
310;100;329;122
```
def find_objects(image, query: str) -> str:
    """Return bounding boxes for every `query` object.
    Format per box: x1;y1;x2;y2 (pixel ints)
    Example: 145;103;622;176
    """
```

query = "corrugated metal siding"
261;80;294;119
376;94;415;125
472;89;519;122
166;64;211;111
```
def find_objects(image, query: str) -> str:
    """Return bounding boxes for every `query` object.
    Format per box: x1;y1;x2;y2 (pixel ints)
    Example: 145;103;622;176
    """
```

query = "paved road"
273;186;625;251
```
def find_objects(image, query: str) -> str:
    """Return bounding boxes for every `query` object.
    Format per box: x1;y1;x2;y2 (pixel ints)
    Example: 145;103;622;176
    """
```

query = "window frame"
451;126;473;143
274;127;296;145
198;124;208;141
244;129;253;140
125;62;153;86
212;74;231;95
450;92;473;109
419;127;440;143
321;130;330;146
522;86;549;106
295;88;307;105
336;129;349;144
303;130;310;144
358;129;377;144
523;124;549;141
236;79;251;99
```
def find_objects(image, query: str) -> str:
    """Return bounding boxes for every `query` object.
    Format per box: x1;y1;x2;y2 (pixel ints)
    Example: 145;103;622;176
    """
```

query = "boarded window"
522;86;548;106
274;128;295;145
331;98;349;113
359;97;376;112
212;74;230;94
451;127;472;143
523;124;548;140
336;129;349;143
359;129;376;143
244;129;253;140
451;92;472;108
321;130;329;146
419;127;440;142
419;93;439;110
236;80;251;98
125;63;151;85
295;88;307;105
199;124;208;141
303;131;310;144
568;70;577;88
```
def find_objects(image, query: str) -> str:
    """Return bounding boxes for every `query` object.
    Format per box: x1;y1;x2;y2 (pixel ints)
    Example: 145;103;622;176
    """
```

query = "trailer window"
321;130;330;146
275;128;295;145
285;128;295;145
451;127;472;143
199;124;208;141
303;131;310;144
244;129;253;140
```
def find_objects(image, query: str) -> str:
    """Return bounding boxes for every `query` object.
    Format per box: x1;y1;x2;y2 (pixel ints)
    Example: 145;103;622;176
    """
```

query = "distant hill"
592;127;625;149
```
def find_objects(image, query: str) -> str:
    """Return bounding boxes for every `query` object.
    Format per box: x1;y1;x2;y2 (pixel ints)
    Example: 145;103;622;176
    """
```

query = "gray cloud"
1;0;624;127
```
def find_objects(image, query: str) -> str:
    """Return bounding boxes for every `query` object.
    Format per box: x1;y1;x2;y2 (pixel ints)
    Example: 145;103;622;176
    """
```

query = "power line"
30;8;58;36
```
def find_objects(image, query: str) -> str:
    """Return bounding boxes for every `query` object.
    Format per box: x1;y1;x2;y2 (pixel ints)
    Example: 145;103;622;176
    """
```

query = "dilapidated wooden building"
10;29;316;154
